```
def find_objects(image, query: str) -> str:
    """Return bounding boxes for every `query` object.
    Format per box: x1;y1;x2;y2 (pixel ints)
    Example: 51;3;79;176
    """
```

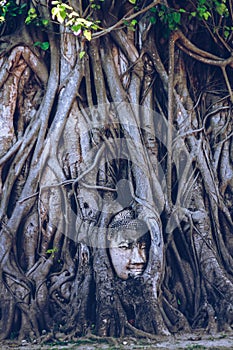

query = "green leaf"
28;8;36;14
41;19;49;26
71;23;82;32
79;51;86;59
130;19;137;26
150;7;157;13
34;41;50;50
25;6;38;24
83;29;92;41
46;247;58;256
173;12;181;24
128;0;136;4
91;3;100;9
216;3;228;16
51;6;59;20
150;16;156;24
91;23;99;30
59;8;67;21
51;5;67;23
75;17;93;27
203;11;211;20
40;41;50;50
68;11;79;18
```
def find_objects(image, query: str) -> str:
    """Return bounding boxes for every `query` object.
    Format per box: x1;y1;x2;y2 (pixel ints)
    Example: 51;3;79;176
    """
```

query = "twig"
81;182;117;191
176;39;233;102
0;138;22;166
221;66;233;103
92;0;161;39
214;130;233;148
71;142;105;193
86;333;119;345
177;106;230;139
19;143;106;203
176;30;225;61
125;321;159;340
176;41;233;68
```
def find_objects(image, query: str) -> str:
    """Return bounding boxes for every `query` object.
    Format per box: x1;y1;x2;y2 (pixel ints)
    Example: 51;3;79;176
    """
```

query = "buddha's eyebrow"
118;240;129;245
118;240;131;247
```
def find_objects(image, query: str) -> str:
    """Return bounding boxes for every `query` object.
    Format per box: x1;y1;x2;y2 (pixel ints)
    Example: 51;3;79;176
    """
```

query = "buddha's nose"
130;246;145;264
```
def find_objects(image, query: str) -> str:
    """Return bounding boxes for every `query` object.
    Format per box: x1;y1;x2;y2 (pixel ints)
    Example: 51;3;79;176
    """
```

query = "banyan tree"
0;0;233;343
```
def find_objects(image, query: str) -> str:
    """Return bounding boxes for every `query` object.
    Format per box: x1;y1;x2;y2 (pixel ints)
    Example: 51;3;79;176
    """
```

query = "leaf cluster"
89;0;105;10
189;0;229;21
0;0;26;24
149;0;232;40
51;0;100;41
123;18;138;31
46;247;58;258
149;5;184;31
25;7;49;27
34;41;50;51
1;0;232;48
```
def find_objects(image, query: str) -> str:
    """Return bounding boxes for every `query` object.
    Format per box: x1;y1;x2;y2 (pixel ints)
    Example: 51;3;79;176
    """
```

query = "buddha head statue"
107;208;150;280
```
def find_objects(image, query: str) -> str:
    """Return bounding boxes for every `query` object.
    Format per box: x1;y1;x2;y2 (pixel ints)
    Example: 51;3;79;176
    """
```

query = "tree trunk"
0;0;233;342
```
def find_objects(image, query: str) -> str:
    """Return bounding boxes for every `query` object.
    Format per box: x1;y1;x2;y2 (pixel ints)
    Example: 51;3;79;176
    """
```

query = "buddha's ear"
147;218;161;246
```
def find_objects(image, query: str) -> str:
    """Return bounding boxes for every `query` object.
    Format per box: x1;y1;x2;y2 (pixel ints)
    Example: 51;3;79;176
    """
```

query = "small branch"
19;143;106;204
176;106;231;139
176;30;224;61
85;333;118;346
214;130;233;148
81;182;117;192
176;36;233;102
71;142;105;193
221;66;233;103
125;321;160;340
92;0;161;39
0;138;22;166
176;41;233;68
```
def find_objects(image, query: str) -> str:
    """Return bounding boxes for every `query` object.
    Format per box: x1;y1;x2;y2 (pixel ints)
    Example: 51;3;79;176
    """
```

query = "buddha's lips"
128;266;145;274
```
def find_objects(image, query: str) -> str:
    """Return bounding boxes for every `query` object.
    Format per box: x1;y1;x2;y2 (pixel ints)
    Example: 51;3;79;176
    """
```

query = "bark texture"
0;0;233;342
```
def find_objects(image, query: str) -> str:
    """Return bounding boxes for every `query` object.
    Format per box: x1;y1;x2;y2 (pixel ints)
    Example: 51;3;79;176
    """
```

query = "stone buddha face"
108;227;150;280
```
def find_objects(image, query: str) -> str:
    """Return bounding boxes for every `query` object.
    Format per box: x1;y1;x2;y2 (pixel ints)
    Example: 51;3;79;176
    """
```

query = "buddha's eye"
119;242;130;250
139;242;146;249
